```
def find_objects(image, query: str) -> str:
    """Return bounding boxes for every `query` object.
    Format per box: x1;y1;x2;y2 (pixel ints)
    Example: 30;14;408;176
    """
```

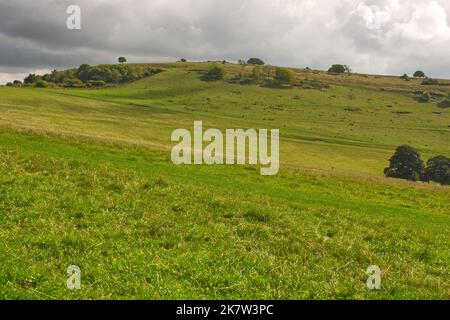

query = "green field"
0;62;449;299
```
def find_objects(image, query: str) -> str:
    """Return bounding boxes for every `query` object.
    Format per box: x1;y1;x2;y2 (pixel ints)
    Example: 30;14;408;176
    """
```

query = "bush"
438;97;450;108
34;80;51;88
400;74;410;81
180;58;187;62
6;82;13;87
417;91;431;103
143;68;163;77
328;64;349;74
414;71;425;78
201;66;225;81
422;78;439;86
247;58;265;65
62;78;84;88
13;80;23;86
384;145;425;181
274;67;295;86
87;80;106;87
422;156;450;185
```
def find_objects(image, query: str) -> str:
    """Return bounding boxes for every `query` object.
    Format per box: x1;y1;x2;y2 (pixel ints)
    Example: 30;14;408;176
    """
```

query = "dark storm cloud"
1;0;450;83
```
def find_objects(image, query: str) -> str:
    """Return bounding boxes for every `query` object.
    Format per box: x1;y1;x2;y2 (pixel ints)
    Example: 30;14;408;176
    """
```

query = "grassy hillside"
0;62;449;299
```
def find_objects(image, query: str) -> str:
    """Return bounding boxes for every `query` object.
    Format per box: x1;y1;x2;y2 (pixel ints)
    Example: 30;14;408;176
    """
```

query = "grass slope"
0;62;449;299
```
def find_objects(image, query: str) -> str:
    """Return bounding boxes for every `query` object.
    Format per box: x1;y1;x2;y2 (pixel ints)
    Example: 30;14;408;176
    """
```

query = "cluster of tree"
229;65;297;87
328;64;351;74
204;63;296;87
384;145;450;185
407;71;439;85
22;63;162;88
236;58;265;66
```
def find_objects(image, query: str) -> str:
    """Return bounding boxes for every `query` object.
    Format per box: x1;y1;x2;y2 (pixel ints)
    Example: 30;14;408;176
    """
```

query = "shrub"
438;96;450;108
143;68;163;77
422;156;450;185
13;80;23;86
274;67;295;86
247;58;265;65
400;74;410;81
87;80;106;87
201;66;225;81
6;82;13;87
422;78;439;85
34;80;51;88
384;145;425;181
63;78;84;88
413;71;425;78
417;91;431;103
252;66;264;83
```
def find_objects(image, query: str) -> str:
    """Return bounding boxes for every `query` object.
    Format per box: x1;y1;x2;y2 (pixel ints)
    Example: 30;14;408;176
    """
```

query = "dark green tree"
413;70;425;78
24;74;40;84
384;145;425;181
118;57;127;64
247;58;265;65
76;64;91;82
422;156;450;185
328;64;348;74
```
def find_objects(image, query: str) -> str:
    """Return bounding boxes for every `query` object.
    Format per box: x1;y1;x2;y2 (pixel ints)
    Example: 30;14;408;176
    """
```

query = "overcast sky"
1;0;450;84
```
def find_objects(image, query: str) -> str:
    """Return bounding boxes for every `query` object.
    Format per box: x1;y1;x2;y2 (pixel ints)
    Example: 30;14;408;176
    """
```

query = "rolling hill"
0;62;448;299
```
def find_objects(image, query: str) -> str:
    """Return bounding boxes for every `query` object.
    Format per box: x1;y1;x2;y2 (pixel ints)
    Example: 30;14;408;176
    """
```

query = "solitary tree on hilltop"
328;64;350;74
413;70;425;78
118;57;127;64
247;58;265;65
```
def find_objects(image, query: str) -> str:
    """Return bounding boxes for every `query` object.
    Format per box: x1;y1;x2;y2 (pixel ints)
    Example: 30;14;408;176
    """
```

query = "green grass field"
0;62;449;299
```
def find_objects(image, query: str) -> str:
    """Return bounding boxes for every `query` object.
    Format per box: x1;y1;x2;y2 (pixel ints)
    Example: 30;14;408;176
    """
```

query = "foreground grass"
0;130;448;299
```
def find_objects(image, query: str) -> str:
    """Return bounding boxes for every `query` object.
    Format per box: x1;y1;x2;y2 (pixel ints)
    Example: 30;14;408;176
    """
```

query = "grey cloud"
1;0;450;83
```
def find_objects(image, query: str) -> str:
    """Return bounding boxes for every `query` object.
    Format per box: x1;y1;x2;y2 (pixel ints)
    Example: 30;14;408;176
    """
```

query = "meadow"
0;62;449;299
